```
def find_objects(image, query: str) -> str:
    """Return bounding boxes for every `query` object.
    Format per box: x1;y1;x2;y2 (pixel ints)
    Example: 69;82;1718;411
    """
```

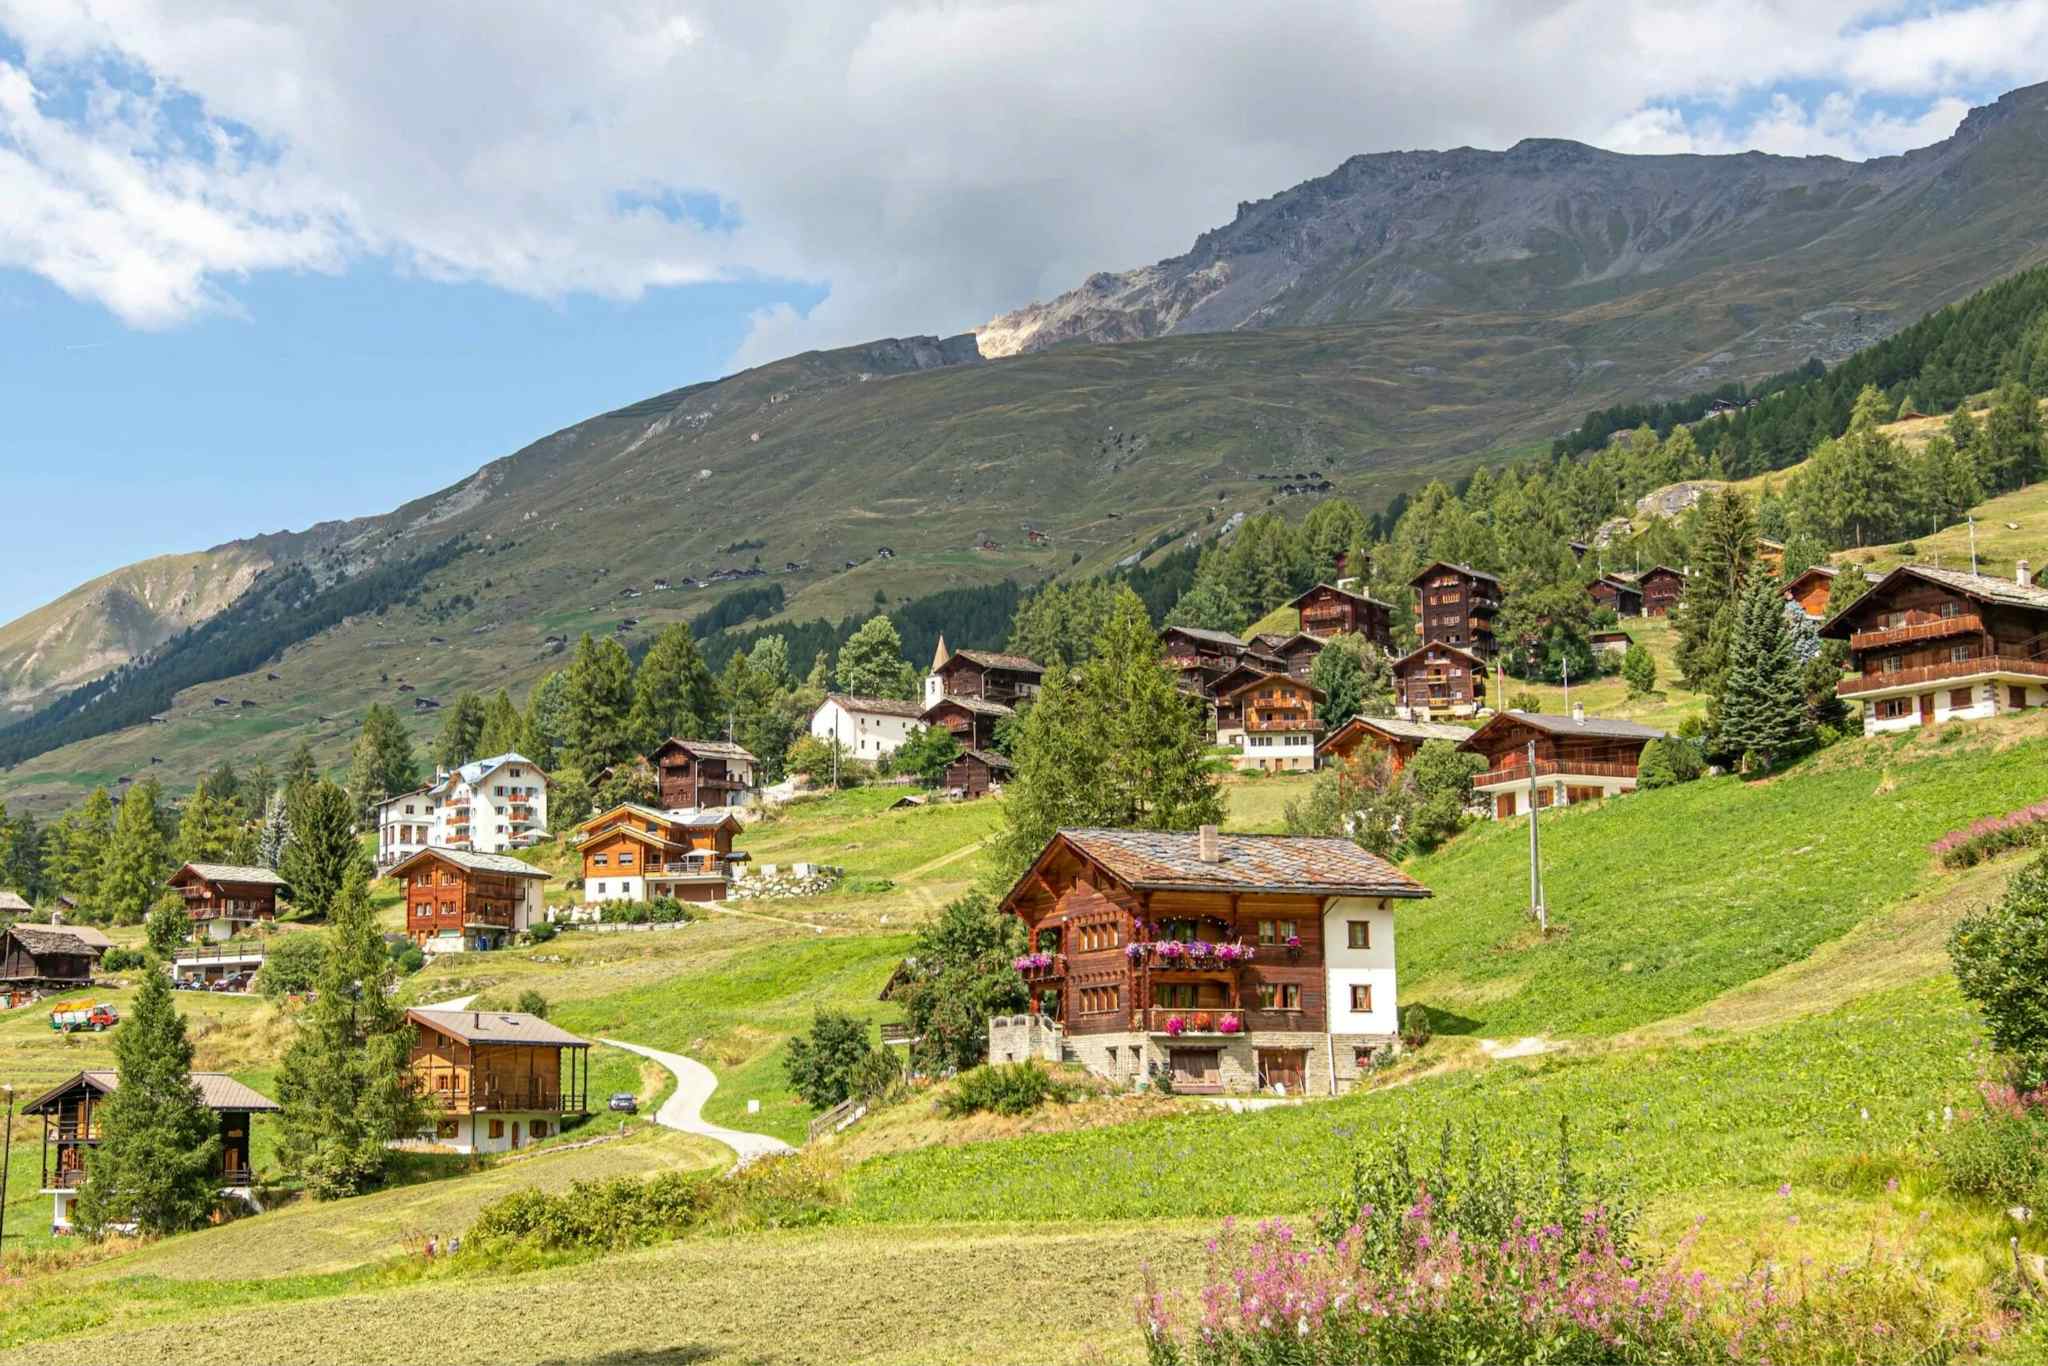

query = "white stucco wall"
1857;677;2042;736
1478;773;1636;818
810;700;919;759
1323;897;1399;1036
585;874;646;904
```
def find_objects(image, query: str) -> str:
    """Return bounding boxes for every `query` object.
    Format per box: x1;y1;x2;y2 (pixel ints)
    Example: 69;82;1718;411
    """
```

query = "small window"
1256;982;1301;1010
1347;921;1371;950
436;1119;460;1139
1350;984;1373;1013
1949;688;1973;710
618;852;635;866
596;881;606;894
530;1120;549;1138
592;854;609;867
1950;645;1973;664
1882;655;1903;674
489;1119;505;1139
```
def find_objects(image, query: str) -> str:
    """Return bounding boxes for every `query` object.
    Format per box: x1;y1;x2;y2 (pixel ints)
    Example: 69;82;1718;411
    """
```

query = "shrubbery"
254;933;327;999
784;1010;876;1109
1637;735;1705;789
464;1154;839;1255
1932;798;2048;870
1949;852;2048;1085
1938;1084;2048;1206
940;1062;1076;1118
595;896;697;925
99;947;146;972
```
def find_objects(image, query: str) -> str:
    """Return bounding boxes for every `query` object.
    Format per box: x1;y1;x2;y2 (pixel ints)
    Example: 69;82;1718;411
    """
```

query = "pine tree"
1714;579;1813;772
477;689;523;757
434;692;487;769
102;779;172;925
1825;566;1874;619
61;787;116;917
834;616;918;699
176;779;245;864
0;805;46;904
1308;633;1389;731
520;670;571;770
282;739;319;791
561;634;636;771
628;623;719;751
72;964;220;1237
275;861;423;1198
281;779;367;921
347;704;418;822
1674;488;1756;691
257;789;293;871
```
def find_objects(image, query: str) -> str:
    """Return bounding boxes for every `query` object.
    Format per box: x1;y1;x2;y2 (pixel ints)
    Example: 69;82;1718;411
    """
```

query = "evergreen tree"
1307;633;1389;732
1983;380;2046;494
1008;580;1120;667
60;787;116;917
176;778;245;864
72;964;219;1237
257;789;292;872
1825;566;1874;619
434;691;487;769
628;622;720;751
1621;643;1657;697
1673;489;1756;691
834;615;918;699
145;893;189;958
282;739;319;791
102;779;172;925
546;766;594;837
347;703;417;822
1160;560;1245;634
1303;498;1367;576
275;861;423;1197
520;670;571;770
281;779;366;921
477;689;523;758
0;805;47;904
561;634;636;771
1714;579;1813;771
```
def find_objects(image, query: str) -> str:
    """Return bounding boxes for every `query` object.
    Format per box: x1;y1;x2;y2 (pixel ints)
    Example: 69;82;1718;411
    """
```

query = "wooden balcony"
1475;758;1639;787
424;1084;575;1114
1849;614;1983;652
1144;1007;1246;1035
1018;954;1067;983
1838;655;2048;696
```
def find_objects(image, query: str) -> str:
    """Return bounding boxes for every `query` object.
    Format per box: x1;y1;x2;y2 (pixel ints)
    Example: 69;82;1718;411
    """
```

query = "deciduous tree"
834;615;918;700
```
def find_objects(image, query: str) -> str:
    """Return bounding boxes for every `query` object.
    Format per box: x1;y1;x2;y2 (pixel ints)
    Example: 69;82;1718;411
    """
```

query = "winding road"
601;1038;795;1170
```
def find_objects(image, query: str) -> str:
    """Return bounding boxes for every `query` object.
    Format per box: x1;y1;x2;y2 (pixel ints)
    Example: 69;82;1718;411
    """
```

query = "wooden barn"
0;922;110;992
1636;565;1687;617
945;748;1013;798
649;736;758;809
1589;575;1644;617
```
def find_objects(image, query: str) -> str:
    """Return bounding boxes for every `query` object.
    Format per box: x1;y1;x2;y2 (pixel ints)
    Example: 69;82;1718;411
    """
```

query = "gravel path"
600;1038;795;1169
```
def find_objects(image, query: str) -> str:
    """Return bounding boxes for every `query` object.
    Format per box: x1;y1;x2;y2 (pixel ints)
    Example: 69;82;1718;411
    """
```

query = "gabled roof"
388;847;551;881
652;736;759;764
1012;828;1431;903
922;693;1015;719
1637;564;1688;582
1288;581;1395;611
954;748;1014;771
5;922;111;955
1159;625;1247;649
408;1008;591;1049
375;786;435;809
22;1069;279;1115
1252;631;1327;655
457;752;546;786
1391;639;1486;670
946;648;1044;675
1215;669;1326;703
820;693;926;719
169;862;287;889
1818;565;2048;640
0;890;33;914
1593;575;1643;594
1459;711;1668;752
1317;714;1471;756
1408;561;1502;588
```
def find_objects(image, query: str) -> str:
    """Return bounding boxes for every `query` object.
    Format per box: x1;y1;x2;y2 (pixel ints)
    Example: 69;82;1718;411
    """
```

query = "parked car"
607;1093;639;1114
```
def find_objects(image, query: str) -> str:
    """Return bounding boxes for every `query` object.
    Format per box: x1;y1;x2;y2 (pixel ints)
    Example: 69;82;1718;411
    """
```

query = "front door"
1257;1049;1307;1094
1919;693;1936;727
1496;792;1515;820
1169;1048;1221;1093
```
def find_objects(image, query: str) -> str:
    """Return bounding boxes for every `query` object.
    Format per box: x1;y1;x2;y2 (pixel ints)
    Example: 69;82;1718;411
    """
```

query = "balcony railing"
1838;654;2048;696
1144;1007;1246;1034
656;857;734;878
1475;758;1639;787
424;1085;573;1114
1849;613;1982;652
1017;953;1067;983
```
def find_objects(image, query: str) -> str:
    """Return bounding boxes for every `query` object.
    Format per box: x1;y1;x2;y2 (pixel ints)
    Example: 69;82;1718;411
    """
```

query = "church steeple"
931;633;951;671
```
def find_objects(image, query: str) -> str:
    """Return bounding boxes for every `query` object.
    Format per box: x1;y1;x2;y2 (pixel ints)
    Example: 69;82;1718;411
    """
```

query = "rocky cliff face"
979;83;2048;361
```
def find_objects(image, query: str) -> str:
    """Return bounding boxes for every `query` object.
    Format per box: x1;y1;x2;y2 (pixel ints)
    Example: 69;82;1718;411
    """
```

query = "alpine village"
14;63;2048;1366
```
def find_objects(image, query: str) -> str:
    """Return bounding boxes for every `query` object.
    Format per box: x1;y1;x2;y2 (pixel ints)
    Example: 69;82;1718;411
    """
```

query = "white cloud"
0;0;2041;353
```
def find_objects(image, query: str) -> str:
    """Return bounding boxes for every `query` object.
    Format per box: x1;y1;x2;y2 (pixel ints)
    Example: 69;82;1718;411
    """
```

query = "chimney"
1571;702;1586;724
2020;559;2033;589
1198;824;1220;863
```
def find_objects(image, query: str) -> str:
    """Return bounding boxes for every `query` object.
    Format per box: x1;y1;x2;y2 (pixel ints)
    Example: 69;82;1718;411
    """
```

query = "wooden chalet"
1636;565;1687;617
577;803;747;904
926;639;1044;707
1250;631;1327;680
1589;575;1644;617
167;863;288;943
0;922;110;994
24;1069;276;1233
1409;562;1501;658
1590;629;1633;657
1316;715;1470;776
991;826;1430;1095
1287;583;1394;648
1161;625;1252;699
1459;707;1666;818
920;693;1014;751
1756;538;1786;577
404;1008;591;1154
649;736;757;810
945;748;1013;799
391;848;550;950
1212;669;1323;772
1783;564;1838;619
1391;640;1487;718
1817;563;2048;735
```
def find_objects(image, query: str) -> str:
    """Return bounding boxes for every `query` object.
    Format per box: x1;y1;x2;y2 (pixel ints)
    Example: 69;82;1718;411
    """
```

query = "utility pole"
0;1082;13;1258
1970;516;1979;576
1561;655;1570;713
1526;740;1547;935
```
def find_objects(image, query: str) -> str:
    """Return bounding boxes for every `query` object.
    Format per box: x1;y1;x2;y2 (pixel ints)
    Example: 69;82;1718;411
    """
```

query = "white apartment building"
429;753;549;854
809;694;925;762
375;786;438;867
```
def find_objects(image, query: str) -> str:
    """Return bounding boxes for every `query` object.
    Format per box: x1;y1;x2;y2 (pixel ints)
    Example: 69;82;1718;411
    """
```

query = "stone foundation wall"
1061;1029;1399;1095
987;1013;1061;1064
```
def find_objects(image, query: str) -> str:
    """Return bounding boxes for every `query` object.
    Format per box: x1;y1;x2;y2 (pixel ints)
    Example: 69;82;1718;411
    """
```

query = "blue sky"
0;1;2041;623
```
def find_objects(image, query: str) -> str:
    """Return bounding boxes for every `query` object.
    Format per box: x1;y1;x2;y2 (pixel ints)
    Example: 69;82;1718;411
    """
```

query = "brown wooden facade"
920;694;1012;750
1589;576;1643;617
0;924;107;988
945;749;1012;799
1288;584;1394;648
578;804;743;901
650;737;755;809
1818;566;2048;727
1251;632;1326;680
1637;566;1687;617
1782;565;1839;619
393;850;546;946
1392;641;1486;715
406;1012;589;1119
929;648;1044;707
1316;716;1468;776
167;863;285;937
1409;563;1501;658
1458;711;1662;818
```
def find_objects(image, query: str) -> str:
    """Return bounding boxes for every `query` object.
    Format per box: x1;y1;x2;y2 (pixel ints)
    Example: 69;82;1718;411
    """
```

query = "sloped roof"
22;1069;279;1115
6;922;112;955
1253;631;1326;654
1820;564;2048;637
1318;715;1471;755
1215;670;1326;703
1288;581;1395;611
654;737;759;764
389;847;551;880
1160;625;1248;649
923;693;1015;719
1594;575;1644;594
1637;564;1688;582
1391;639;1486;670
0;891;33;914
169;863;287;889
821;693;926;719
948;648;1044;675
1037;829;1431;900
1460;711;1668;751
408;1008;591;1048
954;748;1014;770
1409;561;1502;588
454;752;547;787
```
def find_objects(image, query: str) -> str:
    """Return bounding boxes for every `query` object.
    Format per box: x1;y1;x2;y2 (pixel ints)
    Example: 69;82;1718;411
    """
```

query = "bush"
940;1062;1074;1118
525;920;558;944
1637;735;1705;789
396;946;425;975
848;1046;905;1105
515;989;549;1020
254;932;327;999
464;1154;839;1255
783;1011;875;1109
1932;797;2048;870
99;947;146;972
1620;642;1657;696
1938;1087;2048;1205
596;897;697;926
1949;852;2048;1085
1399;1003;1432;1049
1507;690;1542;712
